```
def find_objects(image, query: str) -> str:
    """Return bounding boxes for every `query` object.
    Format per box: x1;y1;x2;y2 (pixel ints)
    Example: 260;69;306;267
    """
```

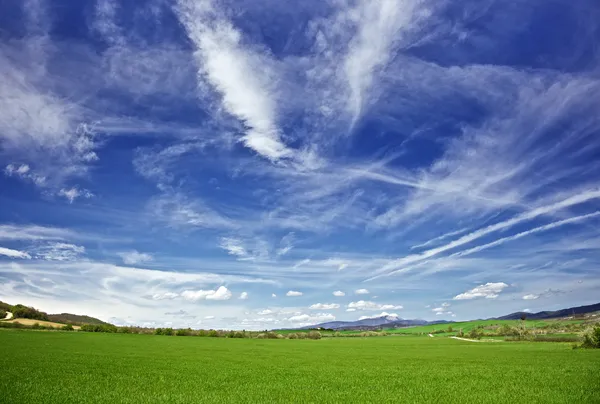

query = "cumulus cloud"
333;291;345;297
272;293;277;298
355;289;369;295
118;250;153;265
309;303;340;310
258;309;274;315
0;247;32;259
181;286;232;301
286;290;303;297
347;300;403;311
523;294;538;300
239;292;248;300
453;282;508;300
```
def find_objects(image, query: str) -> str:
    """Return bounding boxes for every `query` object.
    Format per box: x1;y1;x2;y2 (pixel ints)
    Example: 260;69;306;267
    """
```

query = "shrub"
287;333;298;339
207;330;219;338
197;329;207;337
32;322;41;330
62;324;74;331
163;328;174;336
0;309;6;319
581;326;600;349
176;328;191;336
154;328;163;335
447;326;453;333
468;328;483;340
256;333;267;339
307;331;322;340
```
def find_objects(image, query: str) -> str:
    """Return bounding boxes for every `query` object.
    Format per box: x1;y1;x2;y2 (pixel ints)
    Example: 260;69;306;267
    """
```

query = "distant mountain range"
300;302;600;331
493;302;600;320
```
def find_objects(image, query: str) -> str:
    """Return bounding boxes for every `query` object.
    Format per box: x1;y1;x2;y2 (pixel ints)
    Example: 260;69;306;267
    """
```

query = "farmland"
1;330;599;403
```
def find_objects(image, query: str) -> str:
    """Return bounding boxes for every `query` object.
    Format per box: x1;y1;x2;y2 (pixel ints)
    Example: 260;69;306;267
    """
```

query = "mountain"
494;302;600;320
300;314;442;331
47;313;111;326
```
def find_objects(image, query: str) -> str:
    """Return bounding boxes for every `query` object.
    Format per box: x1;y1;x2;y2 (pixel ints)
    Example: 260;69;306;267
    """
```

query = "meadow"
1;330;599;403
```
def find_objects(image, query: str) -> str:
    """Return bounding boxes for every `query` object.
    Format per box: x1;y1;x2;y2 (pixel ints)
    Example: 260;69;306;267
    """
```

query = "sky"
0;0;599;330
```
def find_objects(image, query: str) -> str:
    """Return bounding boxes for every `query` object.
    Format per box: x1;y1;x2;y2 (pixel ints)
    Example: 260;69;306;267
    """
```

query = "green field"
1;330;599;403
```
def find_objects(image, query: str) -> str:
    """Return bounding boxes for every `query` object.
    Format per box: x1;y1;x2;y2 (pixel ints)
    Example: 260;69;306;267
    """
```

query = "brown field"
3;319;81;330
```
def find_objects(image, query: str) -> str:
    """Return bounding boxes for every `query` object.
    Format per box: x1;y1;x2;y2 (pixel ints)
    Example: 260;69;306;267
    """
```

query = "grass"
1;330;599;403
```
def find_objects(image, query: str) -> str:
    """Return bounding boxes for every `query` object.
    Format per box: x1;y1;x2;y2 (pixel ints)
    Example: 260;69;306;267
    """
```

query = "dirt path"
2;311;13;320
450;336;501;343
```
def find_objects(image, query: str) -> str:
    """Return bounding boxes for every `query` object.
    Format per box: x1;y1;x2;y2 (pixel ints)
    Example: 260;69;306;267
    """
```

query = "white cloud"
181;286;232;301
522;289;565;300
359;312;399;320
239;292;248;300
0;247;32;259
176;0;292;161
58;187;93;203
118;250;153;265
348;300;403;311
286;290;303;297
287;313;335;323
523;309;532;313
152;292;179;300
333;291;345;297
309;303;340;310
204;315;215;320
453;282;509;300
0;225;74;241
523;294;539;300
355;288;370;295
441;302;451;308
346;308;356;312
258;309;274;315
32;242;85;261
271;293;277;298
4;164;46;186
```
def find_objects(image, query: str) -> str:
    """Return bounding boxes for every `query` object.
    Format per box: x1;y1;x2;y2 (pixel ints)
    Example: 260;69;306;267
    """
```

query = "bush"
176;328;191;336
307;331;322;340
197;329;207;337
207;330;219;338
163;328;174;336
256;333;267;339
581;326;600;349
287;333;298;339
11;304;49;321
0;309;6;319
468;328;483;340
62;324;74;331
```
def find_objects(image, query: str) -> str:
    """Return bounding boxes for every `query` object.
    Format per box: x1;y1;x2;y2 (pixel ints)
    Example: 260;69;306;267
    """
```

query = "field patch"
0;330;599;403
3;319;80;330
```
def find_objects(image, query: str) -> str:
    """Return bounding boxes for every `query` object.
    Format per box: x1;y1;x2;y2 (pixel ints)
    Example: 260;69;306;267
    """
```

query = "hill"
0;300;110;326
495;302;600;320
47;313;111;326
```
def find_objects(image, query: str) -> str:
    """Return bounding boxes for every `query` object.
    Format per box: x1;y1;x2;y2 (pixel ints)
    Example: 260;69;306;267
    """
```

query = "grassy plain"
1;330;599;403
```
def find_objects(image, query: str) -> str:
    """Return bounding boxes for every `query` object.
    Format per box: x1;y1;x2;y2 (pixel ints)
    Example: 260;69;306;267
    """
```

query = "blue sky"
1;0;599;330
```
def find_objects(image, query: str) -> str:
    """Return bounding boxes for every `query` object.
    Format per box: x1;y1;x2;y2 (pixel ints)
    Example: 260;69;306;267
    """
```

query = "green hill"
47;313;111;326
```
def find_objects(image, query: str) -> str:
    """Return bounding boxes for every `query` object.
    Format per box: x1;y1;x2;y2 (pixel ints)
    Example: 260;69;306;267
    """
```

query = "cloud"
346;308;356;312
522;289;565;300
31;243;85;261
347;300;403;311
0;225;74;241
204;315;215;320
355;289;370;295
276;232;295;256
219;237;268;261
118;251;153;265
58;187;94;203
271;293;277;298
359;312;399;320
287;313;335;323
258;309;273;315
152;292;179;300
453;282;508;300
333;291;345;297
181;286;232;301
286;290;303;297
0;247;32;259
309;303;340;310
4;164;46;186
176;0;292;161
239;292;248;300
